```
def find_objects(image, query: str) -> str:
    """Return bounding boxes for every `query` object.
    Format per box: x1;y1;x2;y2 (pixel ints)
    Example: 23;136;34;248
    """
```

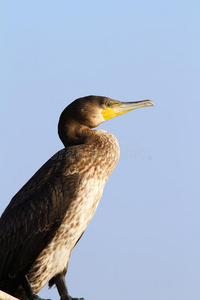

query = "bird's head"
58;95;154;146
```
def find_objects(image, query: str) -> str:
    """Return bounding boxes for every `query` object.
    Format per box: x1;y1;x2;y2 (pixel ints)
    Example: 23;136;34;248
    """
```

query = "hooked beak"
101;99;154;121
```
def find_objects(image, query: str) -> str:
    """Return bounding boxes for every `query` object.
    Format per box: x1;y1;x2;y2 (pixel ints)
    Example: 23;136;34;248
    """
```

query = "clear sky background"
0;1;199;300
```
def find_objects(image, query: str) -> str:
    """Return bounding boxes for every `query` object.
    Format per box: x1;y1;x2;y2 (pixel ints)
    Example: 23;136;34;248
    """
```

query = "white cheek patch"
100;109;105;121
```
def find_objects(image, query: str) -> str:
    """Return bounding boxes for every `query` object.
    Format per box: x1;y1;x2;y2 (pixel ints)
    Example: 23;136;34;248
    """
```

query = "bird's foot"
60;295;84;300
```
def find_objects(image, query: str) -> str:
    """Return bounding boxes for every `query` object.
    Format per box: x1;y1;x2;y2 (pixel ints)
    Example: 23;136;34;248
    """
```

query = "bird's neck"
58;118;90;147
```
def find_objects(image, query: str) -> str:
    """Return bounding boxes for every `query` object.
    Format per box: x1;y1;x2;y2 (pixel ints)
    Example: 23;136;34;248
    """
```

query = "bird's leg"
22;276;50;300
54;274;84;300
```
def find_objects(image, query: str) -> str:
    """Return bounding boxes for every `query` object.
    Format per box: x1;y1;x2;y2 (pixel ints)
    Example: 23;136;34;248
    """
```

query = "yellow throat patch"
101;107;129;121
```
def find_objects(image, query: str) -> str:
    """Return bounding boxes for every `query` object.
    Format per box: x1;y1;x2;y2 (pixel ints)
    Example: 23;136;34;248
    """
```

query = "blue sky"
1;1;200;299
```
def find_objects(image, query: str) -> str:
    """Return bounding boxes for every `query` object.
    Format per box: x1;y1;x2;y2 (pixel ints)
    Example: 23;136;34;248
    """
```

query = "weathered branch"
0;290;19;300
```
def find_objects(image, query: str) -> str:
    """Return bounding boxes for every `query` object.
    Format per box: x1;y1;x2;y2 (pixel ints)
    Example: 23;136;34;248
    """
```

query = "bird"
0;95;154;300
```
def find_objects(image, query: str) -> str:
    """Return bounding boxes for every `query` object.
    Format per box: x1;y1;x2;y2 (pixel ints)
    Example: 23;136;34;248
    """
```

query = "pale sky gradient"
1;1;200;300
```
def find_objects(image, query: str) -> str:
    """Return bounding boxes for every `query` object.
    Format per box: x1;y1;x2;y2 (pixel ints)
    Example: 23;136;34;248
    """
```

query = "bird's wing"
0;148;81;293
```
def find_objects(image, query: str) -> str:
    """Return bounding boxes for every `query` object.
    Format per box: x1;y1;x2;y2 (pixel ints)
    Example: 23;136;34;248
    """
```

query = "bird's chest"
29;175;106;292
28;132;120;291
56;173;106;249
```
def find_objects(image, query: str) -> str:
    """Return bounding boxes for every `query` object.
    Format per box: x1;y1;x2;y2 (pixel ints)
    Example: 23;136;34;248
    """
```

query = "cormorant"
0;96;154;300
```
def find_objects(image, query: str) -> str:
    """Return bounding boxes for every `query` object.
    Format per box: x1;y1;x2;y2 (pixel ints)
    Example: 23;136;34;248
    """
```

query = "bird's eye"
106;102;111;107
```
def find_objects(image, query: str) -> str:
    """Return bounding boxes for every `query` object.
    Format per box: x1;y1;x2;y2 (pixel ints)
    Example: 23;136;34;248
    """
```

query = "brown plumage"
0;95;154;300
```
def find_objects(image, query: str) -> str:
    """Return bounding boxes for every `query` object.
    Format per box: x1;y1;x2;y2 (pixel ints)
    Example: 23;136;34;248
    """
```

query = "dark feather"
0;147;80;293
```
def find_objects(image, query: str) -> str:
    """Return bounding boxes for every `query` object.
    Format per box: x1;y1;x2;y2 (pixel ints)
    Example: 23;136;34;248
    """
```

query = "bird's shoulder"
0;147;82;249
0;147;84;283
